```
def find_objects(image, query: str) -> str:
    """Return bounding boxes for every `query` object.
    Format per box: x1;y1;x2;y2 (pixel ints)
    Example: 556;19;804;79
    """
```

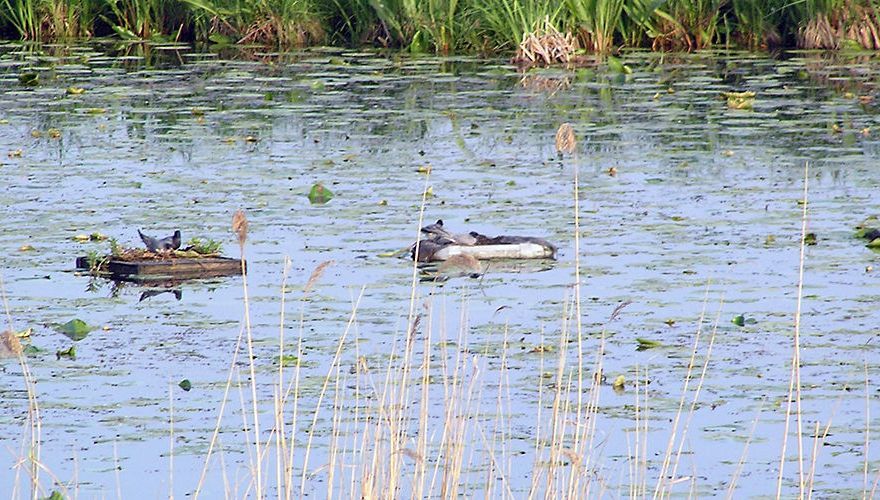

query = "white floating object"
433;242;554;261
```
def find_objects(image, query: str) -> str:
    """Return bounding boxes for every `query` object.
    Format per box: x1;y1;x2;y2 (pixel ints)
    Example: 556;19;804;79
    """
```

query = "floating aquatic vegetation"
178;379;192;391
731;314;757;327
803;232;817;245
18;72;38;86
308;183;333;204
56;319;93;341
724;91;756;110
636;337;663;350
56;345;76;359
72;232;108;242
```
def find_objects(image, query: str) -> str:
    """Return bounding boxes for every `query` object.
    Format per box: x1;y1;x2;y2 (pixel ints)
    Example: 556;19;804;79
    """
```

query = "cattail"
555;123;577;155
232;209;248;246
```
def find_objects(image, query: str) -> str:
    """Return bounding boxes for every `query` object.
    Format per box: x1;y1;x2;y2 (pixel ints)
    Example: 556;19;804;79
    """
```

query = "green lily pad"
279;354;299;367
867;238;880;248
56;319;92;340
607;56;632;74
40;491;64;500
636;338;663;349
23;345;48;355
732;314;757;327
19;72;39;86
56;345;76;359
308;183;333;205
803;232;817;245
179;379;192;391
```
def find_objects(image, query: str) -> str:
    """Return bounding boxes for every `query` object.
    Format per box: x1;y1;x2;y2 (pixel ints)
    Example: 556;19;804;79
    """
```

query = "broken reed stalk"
777;162;809;499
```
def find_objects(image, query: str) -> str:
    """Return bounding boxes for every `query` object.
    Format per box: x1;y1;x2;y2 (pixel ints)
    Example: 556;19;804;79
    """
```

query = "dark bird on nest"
138;229;181;252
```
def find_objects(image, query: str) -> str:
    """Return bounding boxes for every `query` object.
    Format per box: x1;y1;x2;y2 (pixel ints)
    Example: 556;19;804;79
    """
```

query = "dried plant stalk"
556;123;577;155
232;209;248;246
514;20;578;65
304;260;334;293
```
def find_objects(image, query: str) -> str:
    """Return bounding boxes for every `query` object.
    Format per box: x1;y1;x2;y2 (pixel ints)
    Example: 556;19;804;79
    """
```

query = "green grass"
0;0;878;55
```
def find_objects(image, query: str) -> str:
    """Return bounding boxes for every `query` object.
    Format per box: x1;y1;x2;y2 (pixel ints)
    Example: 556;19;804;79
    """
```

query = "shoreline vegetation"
0;0;879;57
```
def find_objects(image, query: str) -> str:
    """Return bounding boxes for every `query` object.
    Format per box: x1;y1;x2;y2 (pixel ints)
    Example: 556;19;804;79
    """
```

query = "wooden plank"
77;256;245;279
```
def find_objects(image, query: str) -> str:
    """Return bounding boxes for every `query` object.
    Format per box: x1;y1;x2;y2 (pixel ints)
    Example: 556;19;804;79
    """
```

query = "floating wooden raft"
76;256;245;280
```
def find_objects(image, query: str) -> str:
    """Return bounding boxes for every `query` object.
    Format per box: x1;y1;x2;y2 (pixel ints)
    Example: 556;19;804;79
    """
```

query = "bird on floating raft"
138;229;181;252
412;219;557;263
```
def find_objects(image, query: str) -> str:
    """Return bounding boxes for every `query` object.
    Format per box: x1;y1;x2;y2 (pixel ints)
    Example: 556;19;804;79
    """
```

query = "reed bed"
6;110;874;499
1;0;880;52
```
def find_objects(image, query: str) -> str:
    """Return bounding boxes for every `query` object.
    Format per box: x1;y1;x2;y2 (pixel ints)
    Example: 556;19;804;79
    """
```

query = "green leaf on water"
179;379;192;391
208;33;232;46
732;314;757;326
279;354;299;367
636;338;662;349
56;319;92;340
606;56;632;74
803;232;817;245
19;72;39;86
867;238;880;248
56;345;76;359
40;491;64;500
23;345;48;355
308;183;333;205
612;375;626;389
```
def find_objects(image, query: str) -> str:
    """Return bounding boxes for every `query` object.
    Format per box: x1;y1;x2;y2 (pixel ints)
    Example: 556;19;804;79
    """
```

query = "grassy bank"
1;0;880;53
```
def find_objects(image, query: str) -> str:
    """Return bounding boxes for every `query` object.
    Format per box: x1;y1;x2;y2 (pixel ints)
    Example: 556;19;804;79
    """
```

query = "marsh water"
1;42;879;498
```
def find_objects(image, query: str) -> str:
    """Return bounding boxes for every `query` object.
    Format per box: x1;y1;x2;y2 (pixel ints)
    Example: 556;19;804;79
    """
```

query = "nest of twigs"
112;247;221;262
513;22;578;66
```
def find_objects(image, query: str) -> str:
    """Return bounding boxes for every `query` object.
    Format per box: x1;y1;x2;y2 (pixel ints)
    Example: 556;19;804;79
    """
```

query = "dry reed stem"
777;162;809;500
275;256;291;500
725;399;765;500
194;323;247;499
3;273;44;500
544;293;572;498
516;20;578;65
864;359;871;500
652;285;711;499
299;287;365;497
230;209;263;500
413;297;433;499
527;326;547;500
169;383;175;500
666;300;721;498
